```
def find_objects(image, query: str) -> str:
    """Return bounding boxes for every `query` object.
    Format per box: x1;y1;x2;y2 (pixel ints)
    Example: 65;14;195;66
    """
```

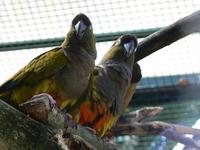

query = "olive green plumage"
76;35;138;136
0;13;97;109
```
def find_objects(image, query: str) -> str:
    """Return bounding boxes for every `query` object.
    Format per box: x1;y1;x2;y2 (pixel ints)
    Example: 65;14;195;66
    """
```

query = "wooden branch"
135;9;200;62
112;121;200;149
111;120;200;137
112;107;200;137
119;106;163;122
109;107;200;149
1;98;117;150
0;100;62;150
17;96;200;149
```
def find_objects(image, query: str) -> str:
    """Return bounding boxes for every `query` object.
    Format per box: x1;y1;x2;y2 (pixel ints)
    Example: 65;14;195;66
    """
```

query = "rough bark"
109;107;200;149
0;99;118;150
0;100;63;150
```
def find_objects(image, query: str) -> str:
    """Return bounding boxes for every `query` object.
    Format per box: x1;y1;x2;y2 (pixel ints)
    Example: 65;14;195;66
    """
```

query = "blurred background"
0;0;200;149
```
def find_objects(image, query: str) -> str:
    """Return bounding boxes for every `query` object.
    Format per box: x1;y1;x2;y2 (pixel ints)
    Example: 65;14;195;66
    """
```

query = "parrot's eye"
89;25;93;30
112;39;121;47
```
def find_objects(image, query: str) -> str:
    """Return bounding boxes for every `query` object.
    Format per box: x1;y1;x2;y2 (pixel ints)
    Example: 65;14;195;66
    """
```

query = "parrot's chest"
55;63;92;100
53;49;95;108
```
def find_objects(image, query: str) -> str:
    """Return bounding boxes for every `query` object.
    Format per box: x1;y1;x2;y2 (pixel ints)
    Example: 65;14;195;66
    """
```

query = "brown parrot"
0;13;97;110
67;35;138;136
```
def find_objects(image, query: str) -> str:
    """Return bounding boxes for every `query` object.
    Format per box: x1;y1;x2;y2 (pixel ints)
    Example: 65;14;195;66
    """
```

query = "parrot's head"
64;13;96;59
100;34;138;68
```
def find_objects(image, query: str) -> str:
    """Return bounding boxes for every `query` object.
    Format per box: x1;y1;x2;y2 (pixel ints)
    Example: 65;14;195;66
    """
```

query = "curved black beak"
74;20;87;38
123;41;136;57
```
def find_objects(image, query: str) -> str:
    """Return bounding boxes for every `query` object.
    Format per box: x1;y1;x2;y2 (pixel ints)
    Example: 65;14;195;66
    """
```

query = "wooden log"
0;100;63;150
0;99;118;150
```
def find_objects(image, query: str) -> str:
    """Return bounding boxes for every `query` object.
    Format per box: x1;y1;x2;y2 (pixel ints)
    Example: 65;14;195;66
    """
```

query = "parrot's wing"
0;47;68;92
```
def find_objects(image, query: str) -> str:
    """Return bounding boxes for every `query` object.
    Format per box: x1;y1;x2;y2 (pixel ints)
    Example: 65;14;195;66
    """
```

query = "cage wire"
0;0;200;149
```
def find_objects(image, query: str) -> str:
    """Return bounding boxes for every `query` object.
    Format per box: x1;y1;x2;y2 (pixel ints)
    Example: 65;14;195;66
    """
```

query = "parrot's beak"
74;20;87;38
123;41;135;57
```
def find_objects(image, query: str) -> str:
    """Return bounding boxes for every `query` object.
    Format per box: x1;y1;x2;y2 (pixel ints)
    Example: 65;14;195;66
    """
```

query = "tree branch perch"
135;9;200;62
109;107;200;149
0;100;118;150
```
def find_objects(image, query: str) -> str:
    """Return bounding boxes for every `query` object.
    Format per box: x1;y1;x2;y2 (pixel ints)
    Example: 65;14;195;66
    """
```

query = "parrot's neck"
99;60;133;83
94;62;133;115
55;45;95;103
62;36;96;58
64;46;95;70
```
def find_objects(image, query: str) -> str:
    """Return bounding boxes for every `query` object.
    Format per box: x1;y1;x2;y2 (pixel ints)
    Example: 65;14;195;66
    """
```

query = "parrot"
0;13;97;110
66;35;138;136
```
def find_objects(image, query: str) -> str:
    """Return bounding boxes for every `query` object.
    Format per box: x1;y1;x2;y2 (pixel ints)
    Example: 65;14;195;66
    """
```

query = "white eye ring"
89;25;93;30
115;39;121;46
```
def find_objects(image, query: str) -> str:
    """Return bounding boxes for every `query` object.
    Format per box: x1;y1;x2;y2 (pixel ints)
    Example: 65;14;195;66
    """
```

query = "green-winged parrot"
0;13;97;110
68;35;138;136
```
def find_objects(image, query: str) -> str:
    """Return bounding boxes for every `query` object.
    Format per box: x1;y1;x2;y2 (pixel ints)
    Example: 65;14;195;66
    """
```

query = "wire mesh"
0;0;200;83
0;0;200;43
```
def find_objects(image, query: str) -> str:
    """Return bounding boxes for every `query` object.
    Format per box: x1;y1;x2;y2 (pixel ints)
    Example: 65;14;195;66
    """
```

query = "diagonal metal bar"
135;9;200;62
0;28;159;52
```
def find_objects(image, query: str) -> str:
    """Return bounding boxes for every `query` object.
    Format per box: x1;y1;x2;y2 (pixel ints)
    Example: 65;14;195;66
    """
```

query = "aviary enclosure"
0;0;200;149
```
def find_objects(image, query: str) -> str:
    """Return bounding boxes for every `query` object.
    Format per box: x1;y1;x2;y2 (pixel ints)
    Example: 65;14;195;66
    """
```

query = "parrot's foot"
64;113;73;119
31;93;57;108
63;113;77;129
84;126;97;135
19;93;57;124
